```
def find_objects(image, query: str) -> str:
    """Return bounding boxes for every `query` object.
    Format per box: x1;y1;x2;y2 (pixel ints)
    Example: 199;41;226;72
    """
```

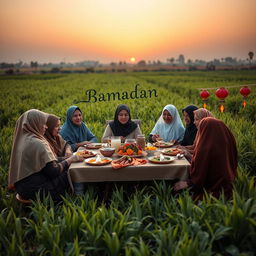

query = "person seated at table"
177;108;214;161
60;105;97;152
44;114;73;160
180;105;198;146
174;117;237;201
149;104;185;143
8;109;84;203
102;104;142;143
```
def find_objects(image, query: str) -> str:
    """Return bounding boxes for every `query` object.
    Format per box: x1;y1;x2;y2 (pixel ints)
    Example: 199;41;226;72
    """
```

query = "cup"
111;136;121;152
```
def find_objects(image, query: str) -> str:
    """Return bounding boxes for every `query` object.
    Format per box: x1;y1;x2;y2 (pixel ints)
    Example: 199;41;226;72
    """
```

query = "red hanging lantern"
199;90;210;109
240;86;251;108
216;87;229;112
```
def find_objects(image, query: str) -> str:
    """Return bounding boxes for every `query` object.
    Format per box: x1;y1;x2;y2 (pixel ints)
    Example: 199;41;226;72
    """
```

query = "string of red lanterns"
199;85;253;112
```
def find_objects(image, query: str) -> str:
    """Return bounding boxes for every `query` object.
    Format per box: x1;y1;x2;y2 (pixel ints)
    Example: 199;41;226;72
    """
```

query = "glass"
111;136;121;152
136;134;146;149
124;138;136;144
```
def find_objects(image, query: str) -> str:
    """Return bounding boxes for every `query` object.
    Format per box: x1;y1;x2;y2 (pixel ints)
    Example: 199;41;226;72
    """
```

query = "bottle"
136;134;146;150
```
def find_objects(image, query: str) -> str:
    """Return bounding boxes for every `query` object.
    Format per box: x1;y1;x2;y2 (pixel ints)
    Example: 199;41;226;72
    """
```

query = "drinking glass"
111;136;121;152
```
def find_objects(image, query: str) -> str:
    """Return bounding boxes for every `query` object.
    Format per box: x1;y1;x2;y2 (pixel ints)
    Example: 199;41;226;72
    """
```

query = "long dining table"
68;147;191;184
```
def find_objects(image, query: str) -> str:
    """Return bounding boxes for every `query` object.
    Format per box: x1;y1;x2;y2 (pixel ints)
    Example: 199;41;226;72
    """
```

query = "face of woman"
194;113;201;128
39;123;48;135
72;110;83;126
118;110;129;124
52;119;61;137
163;110;173;124
183;111;191;125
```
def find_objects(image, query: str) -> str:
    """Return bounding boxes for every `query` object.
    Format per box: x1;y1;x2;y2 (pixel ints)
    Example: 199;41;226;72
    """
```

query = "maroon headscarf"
190;117;238;200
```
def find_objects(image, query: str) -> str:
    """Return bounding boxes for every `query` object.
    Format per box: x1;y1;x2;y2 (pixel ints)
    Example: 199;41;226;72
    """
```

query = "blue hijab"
151;104;185;142
60;106;97;151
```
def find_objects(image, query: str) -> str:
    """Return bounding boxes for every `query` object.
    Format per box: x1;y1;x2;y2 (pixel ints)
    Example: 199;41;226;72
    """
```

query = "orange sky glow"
0;0;255;63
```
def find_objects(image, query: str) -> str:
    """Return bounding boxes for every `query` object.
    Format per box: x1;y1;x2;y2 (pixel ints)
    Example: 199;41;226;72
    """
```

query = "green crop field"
0;71;256;255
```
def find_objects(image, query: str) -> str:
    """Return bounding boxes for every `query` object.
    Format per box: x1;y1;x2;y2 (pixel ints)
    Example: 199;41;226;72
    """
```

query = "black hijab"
109;104;138;137
180;105;198;146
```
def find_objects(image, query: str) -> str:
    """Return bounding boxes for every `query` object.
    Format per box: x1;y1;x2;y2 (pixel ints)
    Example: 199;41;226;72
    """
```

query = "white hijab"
8;109;56;188
151;104;185;142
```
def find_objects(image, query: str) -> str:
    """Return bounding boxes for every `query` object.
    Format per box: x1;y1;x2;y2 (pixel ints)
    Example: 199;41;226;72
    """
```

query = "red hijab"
190;117;238;200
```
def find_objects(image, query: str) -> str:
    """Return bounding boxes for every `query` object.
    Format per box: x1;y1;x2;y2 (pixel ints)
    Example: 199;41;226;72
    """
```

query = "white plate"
85;143;102;149
148;156;175;164
74;150;97;158
84;157;112;166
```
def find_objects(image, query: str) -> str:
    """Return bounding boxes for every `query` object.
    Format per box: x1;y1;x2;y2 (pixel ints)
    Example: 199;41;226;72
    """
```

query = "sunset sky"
0;0;255;63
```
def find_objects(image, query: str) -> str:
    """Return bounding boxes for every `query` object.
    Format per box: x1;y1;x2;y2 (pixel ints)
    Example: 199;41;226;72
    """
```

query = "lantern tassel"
203;103;207;109
243;100;247;108
219;104;225;113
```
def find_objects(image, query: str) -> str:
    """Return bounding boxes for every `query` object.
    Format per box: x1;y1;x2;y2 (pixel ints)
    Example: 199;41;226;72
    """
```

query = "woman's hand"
81;141;91;146
66;154;84;165
65;147;73;158
174;181;189;191
152;134;161;142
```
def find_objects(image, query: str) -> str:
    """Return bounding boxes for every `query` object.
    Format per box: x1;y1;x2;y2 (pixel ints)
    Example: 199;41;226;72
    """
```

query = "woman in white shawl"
149;104;185;143
8;109;83;202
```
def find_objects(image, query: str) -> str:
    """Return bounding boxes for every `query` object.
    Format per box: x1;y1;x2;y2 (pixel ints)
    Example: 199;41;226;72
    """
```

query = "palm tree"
248;51;254;64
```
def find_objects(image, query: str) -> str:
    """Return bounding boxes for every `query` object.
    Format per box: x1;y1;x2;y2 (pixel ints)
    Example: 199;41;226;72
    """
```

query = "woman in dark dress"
102;104;142;143
180;105;198;146
174;117;238;201
8;109;83;202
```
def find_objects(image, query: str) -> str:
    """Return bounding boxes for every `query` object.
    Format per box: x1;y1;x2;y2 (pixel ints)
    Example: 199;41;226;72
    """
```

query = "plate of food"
84;156;112;166
85;143;102;149
153;141;175;148
75;150;97;158
162;148;183;156
117;143;143;157
148;155;175;164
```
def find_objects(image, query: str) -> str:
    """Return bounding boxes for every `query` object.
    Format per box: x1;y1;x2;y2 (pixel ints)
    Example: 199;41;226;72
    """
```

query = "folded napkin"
112;156;147;169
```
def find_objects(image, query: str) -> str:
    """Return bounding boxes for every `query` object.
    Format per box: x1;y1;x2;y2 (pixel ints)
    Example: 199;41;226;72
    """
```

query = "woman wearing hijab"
149;104;185;143
174;117;238;201
60;106;97;152
180;105;198;146
8;109;83;202
44;114;72;159
102;104;142;143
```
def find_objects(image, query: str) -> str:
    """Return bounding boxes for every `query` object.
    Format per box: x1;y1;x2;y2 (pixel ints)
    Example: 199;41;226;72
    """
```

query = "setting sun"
130;57;136;63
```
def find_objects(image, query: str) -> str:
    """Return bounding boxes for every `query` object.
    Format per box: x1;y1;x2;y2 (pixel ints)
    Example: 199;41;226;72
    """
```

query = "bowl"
100;147;115;157
145;149;158;156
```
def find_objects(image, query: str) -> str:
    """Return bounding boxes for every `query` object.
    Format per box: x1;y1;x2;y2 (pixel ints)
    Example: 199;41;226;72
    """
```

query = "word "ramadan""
76;84;158;103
